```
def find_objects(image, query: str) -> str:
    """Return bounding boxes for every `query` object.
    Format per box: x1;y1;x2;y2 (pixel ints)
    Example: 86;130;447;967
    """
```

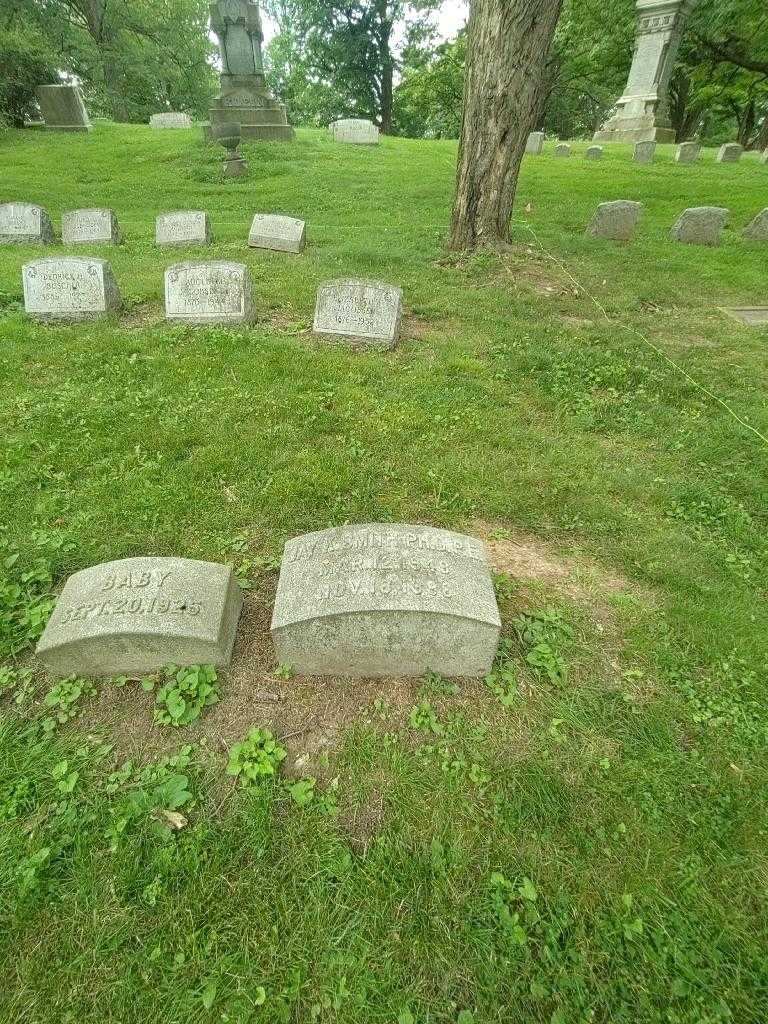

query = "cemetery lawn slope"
1;124;767;1024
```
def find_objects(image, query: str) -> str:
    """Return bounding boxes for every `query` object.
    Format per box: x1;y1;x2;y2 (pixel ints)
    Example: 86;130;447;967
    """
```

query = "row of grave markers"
587;202;768;245
19;257;402;346
0;203;307;253
35;527;502;681
525;132;767;166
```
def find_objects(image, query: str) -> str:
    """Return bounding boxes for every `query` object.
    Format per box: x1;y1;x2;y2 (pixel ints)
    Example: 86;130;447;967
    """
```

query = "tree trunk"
376;1;394;134
448;0;564;250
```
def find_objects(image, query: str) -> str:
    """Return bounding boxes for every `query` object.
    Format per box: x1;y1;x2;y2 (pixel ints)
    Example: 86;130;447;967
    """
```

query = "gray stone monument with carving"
209;0;294;142
594;1;696;144
36;84;91;132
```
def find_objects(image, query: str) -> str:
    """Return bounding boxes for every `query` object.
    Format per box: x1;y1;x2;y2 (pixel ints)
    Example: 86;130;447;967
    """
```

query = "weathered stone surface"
36;557;243;677
37;84;90;132
670;206;729;246
271;525;501;678
585;146;603;160
594;1;696;144
525;131;544;155
248;214;306;254
165;261;254;324
743;209;768;241
554;143;571;158
634;140;656;164
156;211;212;246
586;200;643;241
721;307;768;327
150;112;192;129
716;143;743;163
23;257;121;320
313;279;402;349
676;141;701;164
761;149;768;165
332;119;379;145
0;202;54;244
62;208;121;245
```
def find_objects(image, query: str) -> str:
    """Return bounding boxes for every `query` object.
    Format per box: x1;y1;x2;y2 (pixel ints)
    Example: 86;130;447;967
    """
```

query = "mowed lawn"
1;123;767;1024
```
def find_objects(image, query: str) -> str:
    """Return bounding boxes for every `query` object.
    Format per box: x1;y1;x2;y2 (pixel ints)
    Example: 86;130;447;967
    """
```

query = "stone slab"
586;200;643;241
36;557;243;677
676;141;701;164
23;257;121;320
0;202;54;244
742;208;768;242
248;214;306;254
761;149;768;166
332;119;379;145
670;206;729;246
634;140;656;164
313;279;403;349
720;307;768;328
165;261;254;324
525;131;544;155
150;112;192;129
716;143;743;163
37;85;90;132
156;211;212;246
271;525;501;678
62;208;121;245
585;146;603;160
554;144;571;158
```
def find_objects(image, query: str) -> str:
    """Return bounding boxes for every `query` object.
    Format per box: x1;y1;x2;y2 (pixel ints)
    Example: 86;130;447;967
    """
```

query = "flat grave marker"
271;524;501;678
313;279;403;349
165;261;254;324
36;557;243;677
23;257;121;320
720;307;768;328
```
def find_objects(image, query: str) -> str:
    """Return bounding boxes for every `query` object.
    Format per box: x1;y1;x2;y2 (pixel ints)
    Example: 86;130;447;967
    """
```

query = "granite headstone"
37;85;91;132
23;257;121;319
62;208;122;245
554;144;571;158
670;206;729;246
36;557;243;677
586;201;644;241
150;112;192;129
676;141;701;164
585;146;603;160
742;209;768;242
525;131;544;155
0;202;54;244
271;524;501;678
165;261;254;324
248;214;306;254
716;143;743;163
313;279;402;349
156;212;213;246
634;140;656;164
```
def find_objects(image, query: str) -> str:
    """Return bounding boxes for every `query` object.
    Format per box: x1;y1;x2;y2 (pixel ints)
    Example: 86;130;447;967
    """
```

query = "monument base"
209;73;295;144
593;125;676;144
43;125;91;133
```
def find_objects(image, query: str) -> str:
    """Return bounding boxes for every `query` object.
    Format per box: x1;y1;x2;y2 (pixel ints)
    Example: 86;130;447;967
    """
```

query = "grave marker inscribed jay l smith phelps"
36;557;243;677
271;525;501;678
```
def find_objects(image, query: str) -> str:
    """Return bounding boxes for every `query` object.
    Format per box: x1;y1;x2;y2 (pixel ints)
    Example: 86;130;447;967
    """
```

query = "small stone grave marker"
271;524;501;678
248;214;306;254
150;112;192;129
585;146;603;161
332;119;379;145
165;261;254;324
716;143;743;163
23;257;121;320
634;141;656;164
743;209;768;241
36;557;243;677
526;131;544;155
676;142;701;164
670;207;729;246
720;307;768;328
554;143;571;158
62;208;122;245
156;211;212;246
586;200;643;241
313;279;402;349
0;202;54;244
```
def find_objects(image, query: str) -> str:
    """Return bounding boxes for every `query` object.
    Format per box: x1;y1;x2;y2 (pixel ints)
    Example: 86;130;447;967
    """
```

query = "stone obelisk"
594;0;697;144
209;0;294;142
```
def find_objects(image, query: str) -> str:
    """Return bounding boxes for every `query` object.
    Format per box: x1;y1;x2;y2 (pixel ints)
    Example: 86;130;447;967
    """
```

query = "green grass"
1;123;768;1023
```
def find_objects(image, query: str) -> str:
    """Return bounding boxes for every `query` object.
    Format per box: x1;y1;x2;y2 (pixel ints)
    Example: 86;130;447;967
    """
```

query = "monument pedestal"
209;74;294;143
594;0;695;144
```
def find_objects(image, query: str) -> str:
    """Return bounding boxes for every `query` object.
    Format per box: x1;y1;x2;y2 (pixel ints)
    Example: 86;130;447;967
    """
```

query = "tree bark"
448;0;564;250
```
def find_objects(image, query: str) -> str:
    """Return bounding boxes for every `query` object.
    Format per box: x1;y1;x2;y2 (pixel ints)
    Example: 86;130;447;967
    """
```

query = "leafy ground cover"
1;124;767;1023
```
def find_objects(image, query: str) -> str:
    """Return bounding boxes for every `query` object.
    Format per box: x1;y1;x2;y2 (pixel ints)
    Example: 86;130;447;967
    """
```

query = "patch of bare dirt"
494;247;582;299
119;303;164;329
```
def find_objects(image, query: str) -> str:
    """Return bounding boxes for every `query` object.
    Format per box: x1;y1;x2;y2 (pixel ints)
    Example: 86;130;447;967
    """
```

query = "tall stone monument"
209;0;294;142
594;1;696;144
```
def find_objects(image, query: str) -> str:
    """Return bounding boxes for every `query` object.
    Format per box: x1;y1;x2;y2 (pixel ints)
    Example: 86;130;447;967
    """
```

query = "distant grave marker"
150;112;192;129
0;202;54;245
164;261;254;324
676;141;701;164
248;214;306;254
525;131;544;155
156;212;212;246
634;141;656;164
313;279;402;349
332;119;379;145
23;257;121;320
271;525;501;678
585;146;603;161
62;208;122;245
554;143;571;158
743;209;768;242
670;207;729;246
716;143;743;163
36;557;243;677
586;201;643;241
